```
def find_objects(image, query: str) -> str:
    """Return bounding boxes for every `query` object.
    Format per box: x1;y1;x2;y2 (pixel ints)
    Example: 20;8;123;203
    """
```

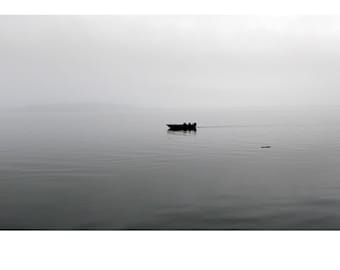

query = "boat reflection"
167;130;197;136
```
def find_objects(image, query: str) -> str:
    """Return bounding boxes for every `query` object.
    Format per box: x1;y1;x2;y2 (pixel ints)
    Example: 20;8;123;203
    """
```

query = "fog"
1;15;340;109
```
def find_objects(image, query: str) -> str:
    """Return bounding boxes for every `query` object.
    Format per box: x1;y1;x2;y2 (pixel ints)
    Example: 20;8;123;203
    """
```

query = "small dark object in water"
261;145;271;148
167;122;197;131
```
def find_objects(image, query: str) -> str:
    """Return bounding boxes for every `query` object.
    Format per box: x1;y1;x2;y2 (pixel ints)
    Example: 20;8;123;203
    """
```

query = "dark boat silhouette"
167;123;197;131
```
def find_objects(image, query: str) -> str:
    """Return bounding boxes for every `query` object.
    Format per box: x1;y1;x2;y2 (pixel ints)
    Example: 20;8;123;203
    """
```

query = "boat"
167;123;197;131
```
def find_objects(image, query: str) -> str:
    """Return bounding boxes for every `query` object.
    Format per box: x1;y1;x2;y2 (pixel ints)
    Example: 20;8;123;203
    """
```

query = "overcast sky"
1;16;340;109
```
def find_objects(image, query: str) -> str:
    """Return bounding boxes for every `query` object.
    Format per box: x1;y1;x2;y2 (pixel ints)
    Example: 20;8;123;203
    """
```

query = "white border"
1;0;340;14
0;231;339;270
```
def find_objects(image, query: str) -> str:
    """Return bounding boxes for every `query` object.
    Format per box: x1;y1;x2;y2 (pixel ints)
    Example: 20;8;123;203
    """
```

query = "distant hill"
14;103;138;112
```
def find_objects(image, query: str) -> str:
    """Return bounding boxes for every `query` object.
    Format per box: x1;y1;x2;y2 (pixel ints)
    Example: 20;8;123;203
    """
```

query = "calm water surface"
1;108;340;229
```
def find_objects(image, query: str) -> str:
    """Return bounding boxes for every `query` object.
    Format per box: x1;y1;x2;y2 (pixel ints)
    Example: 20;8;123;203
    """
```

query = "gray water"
1;107;340;229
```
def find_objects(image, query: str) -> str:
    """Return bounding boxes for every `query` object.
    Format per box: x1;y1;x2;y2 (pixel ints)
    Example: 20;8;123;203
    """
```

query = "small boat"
167;123;197;131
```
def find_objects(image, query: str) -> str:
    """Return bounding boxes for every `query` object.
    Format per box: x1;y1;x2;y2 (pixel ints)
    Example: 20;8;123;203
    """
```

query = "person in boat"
188;122;197;129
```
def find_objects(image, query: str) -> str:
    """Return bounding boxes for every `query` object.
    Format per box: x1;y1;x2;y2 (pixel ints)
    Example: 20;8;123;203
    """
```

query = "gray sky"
1;15;340;109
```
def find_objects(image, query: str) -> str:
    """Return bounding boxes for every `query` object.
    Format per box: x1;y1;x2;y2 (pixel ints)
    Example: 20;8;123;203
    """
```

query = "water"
1;107;340;229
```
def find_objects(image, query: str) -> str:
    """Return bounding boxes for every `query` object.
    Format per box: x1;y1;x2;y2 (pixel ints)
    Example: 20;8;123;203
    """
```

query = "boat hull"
167;124;197;131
